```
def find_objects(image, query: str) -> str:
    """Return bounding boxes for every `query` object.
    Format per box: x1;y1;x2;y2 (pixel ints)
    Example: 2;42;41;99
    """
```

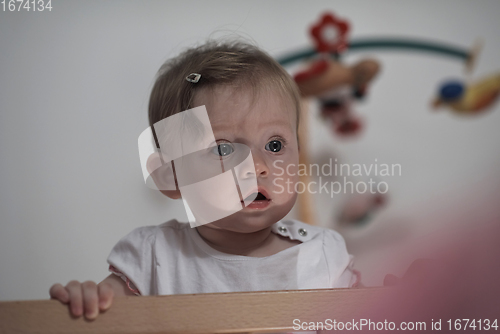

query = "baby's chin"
202;221;273;234
203;196;296;233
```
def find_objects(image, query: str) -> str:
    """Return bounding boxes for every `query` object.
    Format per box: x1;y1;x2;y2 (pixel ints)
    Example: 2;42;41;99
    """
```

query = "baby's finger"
49;283;69;303
98;282;114;311
82;281;99;320
66;280;84;317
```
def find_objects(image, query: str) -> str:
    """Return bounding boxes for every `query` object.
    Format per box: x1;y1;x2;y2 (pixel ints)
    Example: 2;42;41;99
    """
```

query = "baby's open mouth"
243;191;270;203
241;188;271;209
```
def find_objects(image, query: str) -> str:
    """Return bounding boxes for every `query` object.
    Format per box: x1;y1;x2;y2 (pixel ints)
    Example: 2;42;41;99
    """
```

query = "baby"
49;40;359;319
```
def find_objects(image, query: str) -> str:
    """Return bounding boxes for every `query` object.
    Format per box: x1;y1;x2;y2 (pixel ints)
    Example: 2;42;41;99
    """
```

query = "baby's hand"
49;280;114;320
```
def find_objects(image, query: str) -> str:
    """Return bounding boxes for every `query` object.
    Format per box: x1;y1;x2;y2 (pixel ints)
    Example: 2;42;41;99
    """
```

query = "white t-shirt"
107;219;359;296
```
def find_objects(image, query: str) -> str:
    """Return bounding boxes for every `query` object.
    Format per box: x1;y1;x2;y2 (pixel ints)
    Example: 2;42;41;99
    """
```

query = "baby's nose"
252;152;269;177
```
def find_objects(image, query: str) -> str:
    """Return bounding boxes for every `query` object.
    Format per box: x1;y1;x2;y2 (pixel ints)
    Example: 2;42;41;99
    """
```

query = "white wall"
1;0;499;300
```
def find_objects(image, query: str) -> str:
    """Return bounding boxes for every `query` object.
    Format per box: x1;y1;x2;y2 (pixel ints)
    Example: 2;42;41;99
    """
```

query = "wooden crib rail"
0;288;386;334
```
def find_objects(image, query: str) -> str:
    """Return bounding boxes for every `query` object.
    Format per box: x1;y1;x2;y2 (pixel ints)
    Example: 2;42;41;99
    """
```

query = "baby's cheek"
269;162;299;200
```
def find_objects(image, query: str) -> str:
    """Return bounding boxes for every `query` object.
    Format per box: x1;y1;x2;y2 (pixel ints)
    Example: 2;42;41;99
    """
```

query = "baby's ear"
146;152;182;199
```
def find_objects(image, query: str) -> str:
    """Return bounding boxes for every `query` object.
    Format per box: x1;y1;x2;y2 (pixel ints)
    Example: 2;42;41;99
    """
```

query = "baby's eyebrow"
212;121;293;132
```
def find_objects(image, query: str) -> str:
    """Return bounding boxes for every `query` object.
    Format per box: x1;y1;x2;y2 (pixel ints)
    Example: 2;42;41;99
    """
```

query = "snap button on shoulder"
298;228;307;236
278;226;287;233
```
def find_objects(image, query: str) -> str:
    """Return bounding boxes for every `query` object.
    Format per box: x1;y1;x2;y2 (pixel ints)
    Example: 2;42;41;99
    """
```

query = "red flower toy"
310;13;350;54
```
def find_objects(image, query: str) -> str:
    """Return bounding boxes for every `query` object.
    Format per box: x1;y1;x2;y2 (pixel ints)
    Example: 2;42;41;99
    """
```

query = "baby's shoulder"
157;219;190;231
121;219;189;243
278;220;351;274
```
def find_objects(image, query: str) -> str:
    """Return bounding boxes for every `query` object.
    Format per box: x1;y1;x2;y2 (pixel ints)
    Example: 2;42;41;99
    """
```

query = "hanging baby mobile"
277;12;498;227
279;12;499;131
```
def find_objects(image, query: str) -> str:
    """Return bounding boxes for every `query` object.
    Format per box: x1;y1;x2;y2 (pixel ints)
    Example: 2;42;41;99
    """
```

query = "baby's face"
191;85;299;233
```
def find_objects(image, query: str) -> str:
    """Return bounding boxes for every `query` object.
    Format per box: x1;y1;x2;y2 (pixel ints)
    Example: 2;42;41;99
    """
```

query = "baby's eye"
265;140;282;153
212;143;234;157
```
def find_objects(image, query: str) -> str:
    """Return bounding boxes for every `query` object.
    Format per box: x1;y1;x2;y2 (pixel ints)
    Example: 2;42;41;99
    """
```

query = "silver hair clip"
186;73;201;83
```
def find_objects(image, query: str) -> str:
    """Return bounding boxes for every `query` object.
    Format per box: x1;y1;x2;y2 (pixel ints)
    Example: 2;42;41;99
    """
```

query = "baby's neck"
195;225;299;257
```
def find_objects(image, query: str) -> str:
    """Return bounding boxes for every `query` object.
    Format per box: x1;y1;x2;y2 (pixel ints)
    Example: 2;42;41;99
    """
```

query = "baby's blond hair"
148;40;301;148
